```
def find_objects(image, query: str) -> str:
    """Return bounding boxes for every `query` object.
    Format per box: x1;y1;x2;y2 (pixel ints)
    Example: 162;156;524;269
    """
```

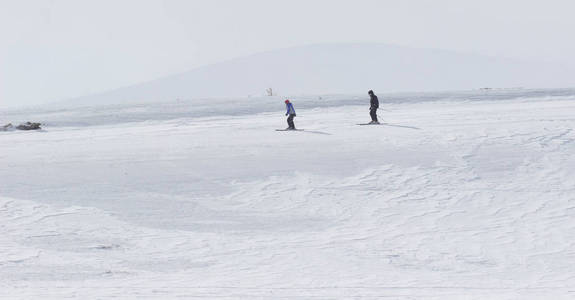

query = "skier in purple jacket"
284;99;296;130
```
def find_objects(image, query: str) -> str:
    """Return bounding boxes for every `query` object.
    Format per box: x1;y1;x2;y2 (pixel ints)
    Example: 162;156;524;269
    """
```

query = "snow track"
1;95;575;299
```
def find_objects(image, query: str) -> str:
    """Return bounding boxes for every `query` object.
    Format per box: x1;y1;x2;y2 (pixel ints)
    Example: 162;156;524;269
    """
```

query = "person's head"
368;90;374;95
285;99;290;104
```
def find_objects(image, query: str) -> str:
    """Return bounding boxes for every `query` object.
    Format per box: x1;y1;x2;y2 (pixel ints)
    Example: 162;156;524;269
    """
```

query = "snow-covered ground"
1;91;575;299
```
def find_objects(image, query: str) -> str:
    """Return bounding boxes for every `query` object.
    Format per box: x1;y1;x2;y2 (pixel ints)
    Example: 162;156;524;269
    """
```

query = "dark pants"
370;108;378;122
287;114;296;129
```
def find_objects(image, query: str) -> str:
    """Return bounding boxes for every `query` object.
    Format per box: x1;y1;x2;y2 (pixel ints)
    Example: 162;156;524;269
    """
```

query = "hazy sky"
2;0;575;107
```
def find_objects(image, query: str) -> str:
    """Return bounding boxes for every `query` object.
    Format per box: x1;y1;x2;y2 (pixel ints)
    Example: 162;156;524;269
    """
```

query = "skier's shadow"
381;123;421;130
303;130;332;135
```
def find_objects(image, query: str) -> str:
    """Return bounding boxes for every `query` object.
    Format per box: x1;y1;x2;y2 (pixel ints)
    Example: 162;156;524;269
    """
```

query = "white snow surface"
1;90;575;299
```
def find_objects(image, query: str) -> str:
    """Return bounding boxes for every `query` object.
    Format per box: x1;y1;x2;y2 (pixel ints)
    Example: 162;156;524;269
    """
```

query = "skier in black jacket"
368;90;379;124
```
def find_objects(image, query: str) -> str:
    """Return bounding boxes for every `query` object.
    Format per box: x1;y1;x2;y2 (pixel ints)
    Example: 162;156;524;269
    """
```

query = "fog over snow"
3;0;575;107
63;43;575;106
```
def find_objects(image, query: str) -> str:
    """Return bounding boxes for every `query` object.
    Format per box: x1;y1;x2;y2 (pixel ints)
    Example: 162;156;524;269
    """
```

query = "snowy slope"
63;43;575;106
1;91;575;299
6;88;575;127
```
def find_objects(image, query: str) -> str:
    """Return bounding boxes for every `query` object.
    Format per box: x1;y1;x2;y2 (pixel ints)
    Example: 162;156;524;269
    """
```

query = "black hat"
368;90;374;95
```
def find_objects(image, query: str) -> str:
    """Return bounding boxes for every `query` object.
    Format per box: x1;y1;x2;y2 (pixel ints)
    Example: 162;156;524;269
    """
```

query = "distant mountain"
67;43;575;105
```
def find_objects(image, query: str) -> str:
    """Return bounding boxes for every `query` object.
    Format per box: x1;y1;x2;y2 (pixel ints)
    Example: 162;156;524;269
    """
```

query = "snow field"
1;96;575;299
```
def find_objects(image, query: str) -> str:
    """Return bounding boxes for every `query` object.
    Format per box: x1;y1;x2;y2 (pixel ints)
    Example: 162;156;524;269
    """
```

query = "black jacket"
370;94;379;109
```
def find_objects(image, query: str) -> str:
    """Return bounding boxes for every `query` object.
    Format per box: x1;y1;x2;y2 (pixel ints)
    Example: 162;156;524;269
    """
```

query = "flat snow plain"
1;91;575;299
